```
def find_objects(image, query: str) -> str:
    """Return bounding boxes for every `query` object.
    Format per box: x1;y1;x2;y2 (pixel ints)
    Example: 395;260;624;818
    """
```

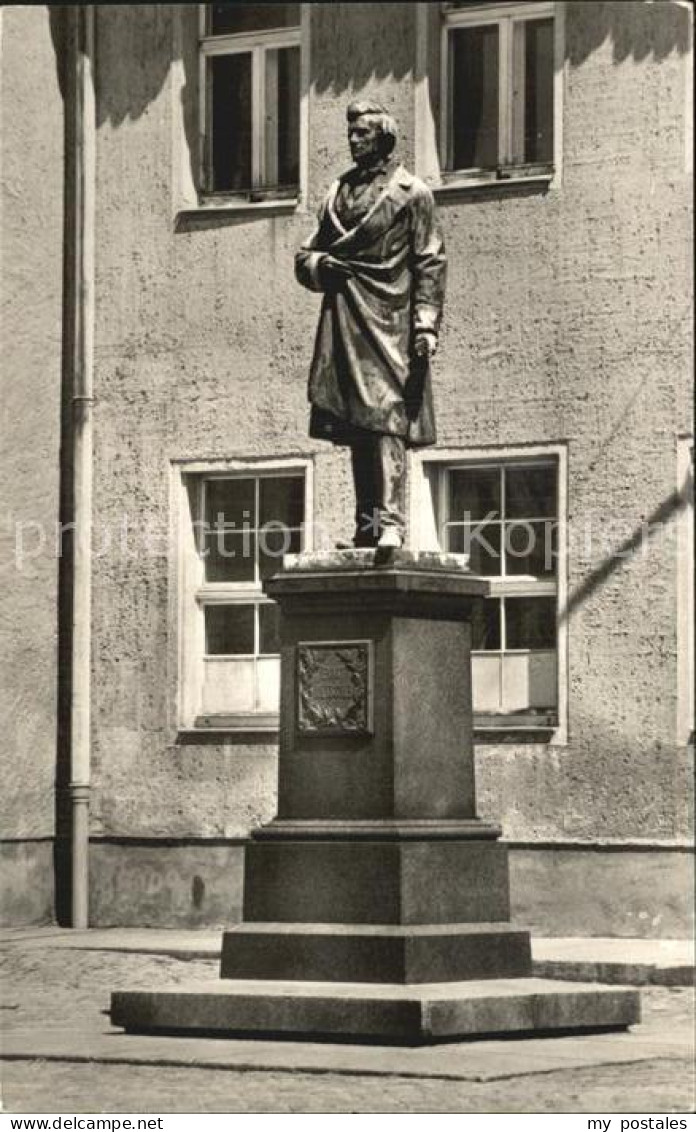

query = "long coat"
295;164;446;448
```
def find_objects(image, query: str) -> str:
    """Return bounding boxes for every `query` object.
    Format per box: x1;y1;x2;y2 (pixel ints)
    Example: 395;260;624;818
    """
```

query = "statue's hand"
318;255;354;292
413;332;436;359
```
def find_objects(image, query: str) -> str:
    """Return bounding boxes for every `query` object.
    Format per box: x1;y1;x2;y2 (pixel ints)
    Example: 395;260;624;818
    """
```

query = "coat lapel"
327;165;415;254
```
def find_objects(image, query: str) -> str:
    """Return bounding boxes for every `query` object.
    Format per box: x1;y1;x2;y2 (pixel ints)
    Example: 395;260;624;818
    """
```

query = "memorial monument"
111;106;639;1043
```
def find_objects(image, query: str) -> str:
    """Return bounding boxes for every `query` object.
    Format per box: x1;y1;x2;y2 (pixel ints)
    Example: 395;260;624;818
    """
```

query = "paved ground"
1;940;693;1114
4;1058;693;1114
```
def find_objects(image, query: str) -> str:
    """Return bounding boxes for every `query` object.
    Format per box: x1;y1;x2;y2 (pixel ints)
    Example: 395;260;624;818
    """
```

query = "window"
441;2;556;179
414;455;563;730
199;4;301;199
178;463;310;730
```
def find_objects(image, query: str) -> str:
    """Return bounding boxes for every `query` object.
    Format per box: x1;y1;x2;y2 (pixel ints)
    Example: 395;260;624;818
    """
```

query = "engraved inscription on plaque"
297;641;373;735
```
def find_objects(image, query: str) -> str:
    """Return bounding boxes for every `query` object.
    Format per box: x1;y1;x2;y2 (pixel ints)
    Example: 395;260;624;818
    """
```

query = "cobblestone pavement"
1;944;693;1114
1;947;219;1032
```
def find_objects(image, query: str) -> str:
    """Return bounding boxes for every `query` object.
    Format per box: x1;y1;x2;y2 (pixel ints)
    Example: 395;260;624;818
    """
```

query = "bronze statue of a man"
296;100;446;549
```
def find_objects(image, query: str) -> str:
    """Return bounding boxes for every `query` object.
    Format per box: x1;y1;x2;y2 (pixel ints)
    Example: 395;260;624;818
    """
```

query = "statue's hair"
346;99;398;155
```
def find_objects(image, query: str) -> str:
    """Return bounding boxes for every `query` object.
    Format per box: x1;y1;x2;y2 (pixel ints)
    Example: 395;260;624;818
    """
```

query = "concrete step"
531;937;695;987
111;976;640;1044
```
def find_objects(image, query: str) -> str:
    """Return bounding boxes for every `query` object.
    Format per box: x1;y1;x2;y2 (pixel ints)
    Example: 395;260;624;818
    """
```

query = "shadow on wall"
48;6;199;201
560;479;691;625
565;1;691;67
477;714;694;838
92;5;174;129
312;1;692;92
48;3;692;126
47;8;67;101
311;2;413;94
48;5;175;127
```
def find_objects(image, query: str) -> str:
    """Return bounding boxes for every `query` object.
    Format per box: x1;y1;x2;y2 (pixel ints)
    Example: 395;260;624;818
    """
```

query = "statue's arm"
409;186;447;346
295;203;330;293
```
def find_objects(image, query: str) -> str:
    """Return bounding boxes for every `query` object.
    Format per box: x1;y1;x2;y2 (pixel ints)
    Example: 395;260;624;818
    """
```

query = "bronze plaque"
297;641;373;735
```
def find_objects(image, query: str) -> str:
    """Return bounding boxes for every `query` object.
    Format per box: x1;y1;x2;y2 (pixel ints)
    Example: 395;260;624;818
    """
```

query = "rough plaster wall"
88;3;692;849
309;3;416;207
88;843;245;928
510;848;694;939
0;7;64;847
0;843;55;927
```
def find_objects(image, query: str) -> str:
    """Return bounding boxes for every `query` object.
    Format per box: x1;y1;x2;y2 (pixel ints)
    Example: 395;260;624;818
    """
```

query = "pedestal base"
111;977;640;1044
109;555;642;1046
221;922;532;984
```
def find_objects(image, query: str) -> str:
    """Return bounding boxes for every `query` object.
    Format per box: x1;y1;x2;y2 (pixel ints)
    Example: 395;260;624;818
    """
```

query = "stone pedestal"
112;551;639;1042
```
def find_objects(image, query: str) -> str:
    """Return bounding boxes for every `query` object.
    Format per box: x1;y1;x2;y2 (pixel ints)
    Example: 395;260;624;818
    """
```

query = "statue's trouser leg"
350;433;406;543
375;434;406;539
350;441;378;546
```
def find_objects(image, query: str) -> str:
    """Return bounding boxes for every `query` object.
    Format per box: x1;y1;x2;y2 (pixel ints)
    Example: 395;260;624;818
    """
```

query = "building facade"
1;1;693;935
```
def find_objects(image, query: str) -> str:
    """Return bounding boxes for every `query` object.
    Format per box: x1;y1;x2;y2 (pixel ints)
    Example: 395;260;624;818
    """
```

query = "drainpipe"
69;4;95;928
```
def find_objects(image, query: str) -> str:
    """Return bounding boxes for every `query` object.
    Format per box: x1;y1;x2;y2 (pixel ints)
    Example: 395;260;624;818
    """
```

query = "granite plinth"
111;978;640;1043
220;923;532;984
268;559;486;823
243;837;512;924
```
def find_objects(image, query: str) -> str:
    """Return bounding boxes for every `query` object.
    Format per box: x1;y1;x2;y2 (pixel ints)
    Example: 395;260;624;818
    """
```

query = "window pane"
259;476;304;528
450;25;499;170
259;526;301;579
205;605;255;654
472;598;501;650
201;657;255;713
472;654;502;713
449;468;500;520
259;602;281;654
447;522;502;576
504;520;557;578
501;653;556;712
206;478;255;528
505;466;556;519
210;53;252;192
524;18;554;163
505;596;556;649
210;4;300;35
204;531;256;582
276;46;300;186
256;657;281;711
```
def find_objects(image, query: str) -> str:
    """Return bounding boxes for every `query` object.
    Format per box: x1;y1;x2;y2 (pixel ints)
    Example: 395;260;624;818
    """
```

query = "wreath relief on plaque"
297;641;373;735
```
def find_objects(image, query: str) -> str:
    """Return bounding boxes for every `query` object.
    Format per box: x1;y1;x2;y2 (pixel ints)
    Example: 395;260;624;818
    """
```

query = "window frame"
197;5;303;203
175;456;313;734
438;1;562;188
410;443;568;741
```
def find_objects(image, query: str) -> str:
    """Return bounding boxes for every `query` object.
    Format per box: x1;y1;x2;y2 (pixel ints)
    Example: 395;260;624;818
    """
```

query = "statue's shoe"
377;528;403;549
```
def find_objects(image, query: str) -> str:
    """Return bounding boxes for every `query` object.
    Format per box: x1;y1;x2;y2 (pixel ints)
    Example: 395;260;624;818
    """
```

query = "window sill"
179;718;559;743
188;713;280;735
474;712;559;743
175;193;300;227
434;168;554;202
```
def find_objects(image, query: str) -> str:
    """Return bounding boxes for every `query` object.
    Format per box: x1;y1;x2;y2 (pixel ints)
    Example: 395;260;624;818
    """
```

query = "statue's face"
348;116;383;166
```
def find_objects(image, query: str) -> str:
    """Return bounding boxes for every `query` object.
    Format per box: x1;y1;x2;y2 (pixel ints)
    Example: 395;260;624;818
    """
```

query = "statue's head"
346;100;398;167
